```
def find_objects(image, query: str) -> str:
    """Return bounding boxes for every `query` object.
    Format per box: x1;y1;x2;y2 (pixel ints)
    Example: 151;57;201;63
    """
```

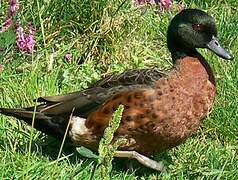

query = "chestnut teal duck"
0;9;233;171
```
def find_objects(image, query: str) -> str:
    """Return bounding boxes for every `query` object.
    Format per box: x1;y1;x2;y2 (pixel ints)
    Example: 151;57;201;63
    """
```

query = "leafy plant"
77;105;126;180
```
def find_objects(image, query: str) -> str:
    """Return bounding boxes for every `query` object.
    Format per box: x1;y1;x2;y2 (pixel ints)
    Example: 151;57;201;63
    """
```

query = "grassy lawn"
0;0;237;179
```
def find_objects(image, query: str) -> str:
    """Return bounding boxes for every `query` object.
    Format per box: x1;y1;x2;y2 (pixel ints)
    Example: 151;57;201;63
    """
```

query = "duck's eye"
192;23;204;31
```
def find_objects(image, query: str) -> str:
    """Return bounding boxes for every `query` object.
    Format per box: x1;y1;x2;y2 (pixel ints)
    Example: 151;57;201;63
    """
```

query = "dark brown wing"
92;68;166;88
35;68;167;117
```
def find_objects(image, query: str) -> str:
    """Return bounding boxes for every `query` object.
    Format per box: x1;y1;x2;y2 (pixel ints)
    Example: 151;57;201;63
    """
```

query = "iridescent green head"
167;9;233;61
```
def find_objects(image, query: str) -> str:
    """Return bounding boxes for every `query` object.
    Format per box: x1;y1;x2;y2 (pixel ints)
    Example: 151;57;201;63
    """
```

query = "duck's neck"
167;37;197;62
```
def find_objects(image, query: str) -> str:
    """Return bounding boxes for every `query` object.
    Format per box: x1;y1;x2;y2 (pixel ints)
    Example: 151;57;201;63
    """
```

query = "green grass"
0;0;238;179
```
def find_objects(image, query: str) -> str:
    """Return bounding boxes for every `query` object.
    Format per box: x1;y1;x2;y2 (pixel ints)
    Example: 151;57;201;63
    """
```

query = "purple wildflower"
160;0;172;9
0;0;19;32
133;0;157;6
64;53;73;61
16;22;36;53
0;0;36;53
9;0;19;17
0;18;13;33
133;0;172;8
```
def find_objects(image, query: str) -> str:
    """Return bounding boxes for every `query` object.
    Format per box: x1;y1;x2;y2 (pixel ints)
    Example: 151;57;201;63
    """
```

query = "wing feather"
35;68;167;117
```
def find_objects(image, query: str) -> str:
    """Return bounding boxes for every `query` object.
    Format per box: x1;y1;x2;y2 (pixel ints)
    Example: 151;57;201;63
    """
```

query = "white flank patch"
70;116;89;136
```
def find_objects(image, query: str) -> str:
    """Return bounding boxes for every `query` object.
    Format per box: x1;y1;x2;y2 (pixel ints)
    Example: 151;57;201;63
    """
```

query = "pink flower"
0;0;36;53
160;0;172;9
0;18;13;33
16;22;36;53
9;0;19;16
64;54;73;61
133;0;172;8
0;0;19;32
133;0;157;6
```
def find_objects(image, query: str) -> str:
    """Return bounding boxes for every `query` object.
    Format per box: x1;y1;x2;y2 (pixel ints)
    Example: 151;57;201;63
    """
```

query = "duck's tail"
0;107;68;140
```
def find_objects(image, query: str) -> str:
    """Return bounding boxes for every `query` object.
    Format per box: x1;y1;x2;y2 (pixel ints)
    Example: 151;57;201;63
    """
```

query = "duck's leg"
114;150;166;172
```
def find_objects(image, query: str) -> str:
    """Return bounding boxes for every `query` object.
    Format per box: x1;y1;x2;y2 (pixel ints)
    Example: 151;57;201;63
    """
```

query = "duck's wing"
92;68;166;88
34;68;166;117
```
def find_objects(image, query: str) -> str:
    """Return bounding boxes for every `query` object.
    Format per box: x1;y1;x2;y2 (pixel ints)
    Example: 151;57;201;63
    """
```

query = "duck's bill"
207;36;233;60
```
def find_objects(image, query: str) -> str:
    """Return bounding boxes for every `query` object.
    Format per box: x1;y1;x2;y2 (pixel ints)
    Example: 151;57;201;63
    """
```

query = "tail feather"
0;108;50;122
0;108;69;140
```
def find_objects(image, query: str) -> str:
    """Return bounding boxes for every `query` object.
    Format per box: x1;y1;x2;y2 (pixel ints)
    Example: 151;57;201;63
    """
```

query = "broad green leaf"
76;146;99;160
0;29;16;48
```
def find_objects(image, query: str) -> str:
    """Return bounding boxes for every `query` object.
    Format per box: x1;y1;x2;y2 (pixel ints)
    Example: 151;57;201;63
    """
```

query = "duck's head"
167;9;233;62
